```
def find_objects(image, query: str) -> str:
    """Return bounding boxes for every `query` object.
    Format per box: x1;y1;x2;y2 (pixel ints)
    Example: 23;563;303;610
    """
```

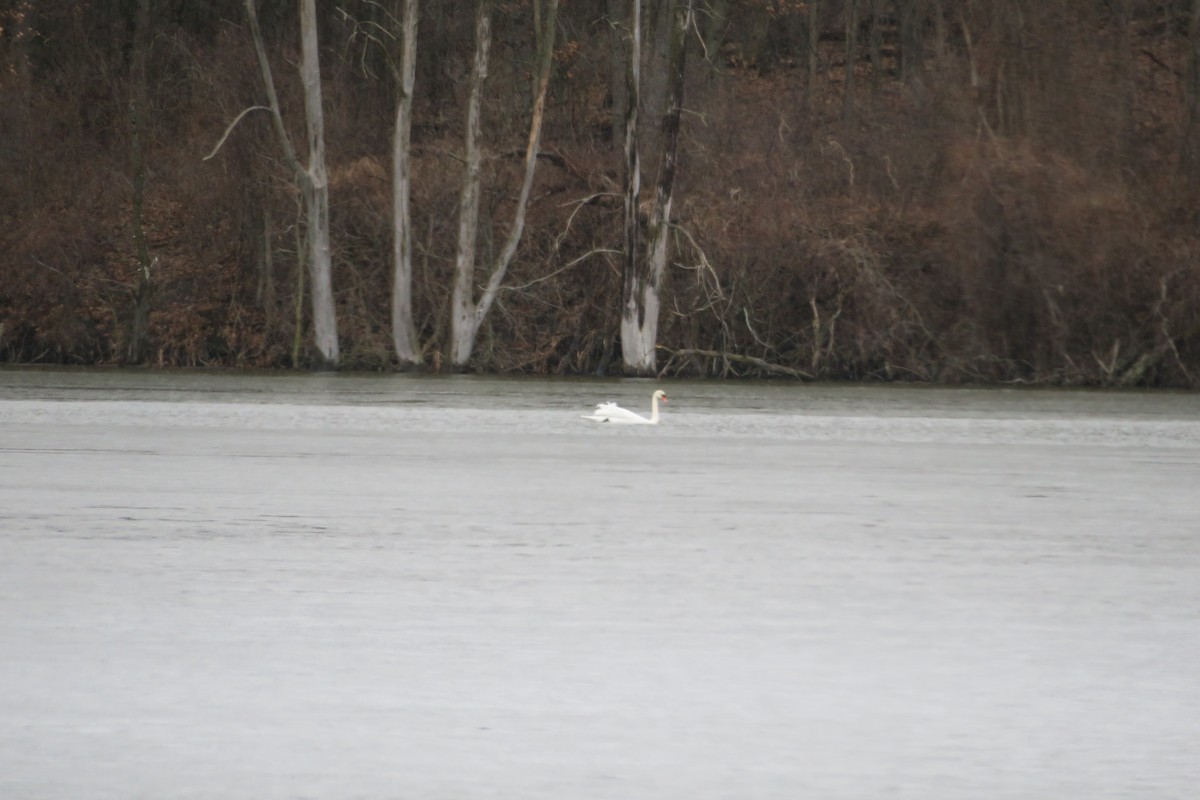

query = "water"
2;368;1199;799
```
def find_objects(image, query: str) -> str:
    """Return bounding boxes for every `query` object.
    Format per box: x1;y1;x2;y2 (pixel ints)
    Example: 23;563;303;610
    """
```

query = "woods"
2;1;1200;385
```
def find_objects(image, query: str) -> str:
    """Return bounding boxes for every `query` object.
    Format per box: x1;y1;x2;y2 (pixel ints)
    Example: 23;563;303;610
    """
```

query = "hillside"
2;1;1199;385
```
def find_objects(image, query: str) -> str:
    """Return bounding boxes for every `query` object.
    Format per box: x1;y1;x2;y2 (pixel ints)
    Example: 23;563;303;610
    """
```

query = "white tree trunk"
301;181;336;366
620;0;645;372
243;0;338;368
449;2;492;368
621;0;693;376
298;0;338;367
450;0;558;370
391;0;421;367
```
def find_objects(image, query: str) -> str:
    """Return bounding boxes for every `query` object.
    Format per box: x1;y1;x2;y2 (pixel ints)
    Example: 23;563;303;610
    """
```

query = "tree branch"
661;348;814;379
202;105;272;161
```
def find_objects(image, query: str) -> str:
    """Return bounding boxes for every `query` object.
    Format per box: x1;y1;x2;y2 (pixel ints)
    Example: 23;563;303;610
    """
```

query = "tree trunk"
244;0;338;368
126;0;153;364
298;0;338;368
639;0;673;164
843;0;858;121
449;0;559;369
620;0;644;371
448;2;493;368
621;0;694;376
391;0;421;368
607;0;628;140
470;0;559;348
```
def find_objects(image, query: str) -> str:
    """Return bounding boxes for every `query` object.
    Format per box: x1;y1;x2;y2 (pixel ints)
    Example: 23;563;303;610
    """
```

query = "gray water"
2;368;1198;799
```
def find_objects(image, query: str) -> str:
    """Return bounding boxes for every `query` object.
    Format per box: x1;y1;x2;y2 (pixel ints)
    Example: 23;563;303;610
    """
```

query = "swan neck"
649;394;659;424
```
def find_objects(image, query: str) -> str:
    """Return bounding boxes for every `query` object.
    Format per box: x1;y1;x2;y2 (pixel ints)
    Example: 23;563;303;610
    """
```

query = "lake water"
2;368;1198;799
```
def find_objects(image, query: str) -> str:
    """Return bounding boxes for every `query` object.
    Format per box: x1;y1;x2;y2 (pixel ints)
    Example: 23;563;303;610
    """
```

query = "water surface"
2;369;1198;799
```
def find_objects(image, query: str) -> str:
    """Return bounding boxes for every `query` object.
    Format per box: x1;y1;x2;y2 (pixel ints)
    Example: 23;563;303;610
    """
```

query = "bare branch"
504;249;620;293
202;105;272;161
476;0;561;327
555;192;620;251
244;0;304;182
660;348;814;380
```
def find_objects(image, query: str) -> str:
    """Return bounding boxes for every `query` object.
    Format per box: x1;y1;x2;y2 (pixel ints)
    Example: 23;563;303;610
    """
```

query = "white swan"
582;389;668;424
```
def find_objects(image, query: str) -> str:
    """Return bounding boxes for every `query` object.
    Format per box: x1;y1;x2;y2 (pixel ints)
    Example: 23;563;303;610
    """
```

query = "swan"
582;389;668;424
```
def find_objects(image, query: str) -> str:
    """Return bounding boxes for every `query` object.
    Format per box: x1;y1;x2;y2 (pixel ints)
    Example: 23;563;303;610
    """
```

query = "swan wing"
583;402;651;424
582;401;619;422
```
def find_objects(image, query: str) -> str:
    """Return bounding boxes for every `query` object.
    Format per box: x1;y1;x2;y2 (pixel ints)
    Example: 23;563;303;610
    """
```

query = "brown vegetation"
2;1;1199;385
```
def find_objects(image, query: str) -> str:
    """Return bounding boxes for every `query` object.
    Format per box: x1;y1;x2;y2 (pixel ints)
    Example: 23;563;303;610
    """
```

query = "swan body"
582;389;668;425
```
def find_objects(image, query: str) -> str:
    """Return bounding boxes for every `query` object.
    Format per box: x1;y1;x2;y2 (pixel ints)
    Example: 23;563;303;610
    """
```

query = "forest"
2;0;1200;385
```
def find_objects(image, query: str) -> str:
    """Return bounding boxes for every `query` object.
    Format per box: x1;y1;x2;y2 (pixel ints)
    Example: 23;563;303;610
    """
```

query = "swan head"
653;389;668;404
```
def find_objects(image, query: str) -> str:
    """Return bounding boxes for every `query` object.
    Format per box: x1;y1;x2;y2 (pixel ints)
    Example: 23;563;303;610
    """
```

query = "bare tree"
391;0;421;367
621;0;644;370
449;2;491;369
294;0;337;367
211;0;339;367
448;0;559;369
620;0;695;376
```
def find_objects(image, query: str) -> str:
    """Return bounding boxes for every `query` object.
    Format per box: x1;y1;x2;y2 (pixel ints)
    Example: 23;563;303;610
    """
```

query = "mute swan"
582;389;668;424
